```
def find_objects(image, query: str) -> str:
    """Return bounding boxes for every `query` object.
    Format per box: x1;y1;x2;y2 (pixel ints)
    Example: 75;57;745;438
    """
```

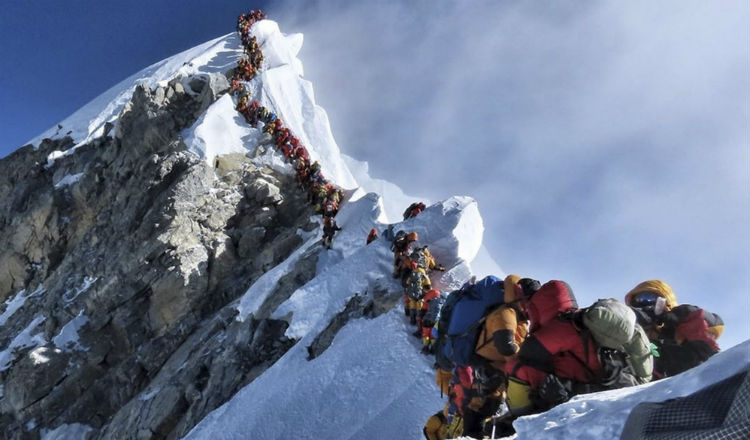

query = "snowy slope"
186;191;483;440
508;340;750;439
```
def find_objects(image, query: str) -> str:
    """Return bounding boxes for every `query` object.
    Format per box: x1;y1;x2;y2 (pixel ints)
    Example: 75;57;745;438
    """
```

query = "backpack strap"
561;319;598;383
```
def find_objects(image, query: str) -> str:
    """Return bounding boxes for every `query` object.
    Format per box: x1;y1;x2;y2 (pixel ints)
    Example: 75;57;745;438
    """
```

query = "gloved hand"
536;374;570;407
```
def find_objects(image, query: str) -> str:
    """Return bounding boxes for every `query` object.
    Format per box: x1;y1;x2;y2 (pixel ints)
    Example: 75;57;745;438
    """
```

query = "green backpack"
580;298;653;386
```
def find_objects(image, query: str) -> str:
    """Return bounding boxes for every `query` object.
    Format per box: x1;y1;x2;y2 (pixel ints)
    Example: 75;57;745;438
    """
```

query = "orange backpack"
474;305;528;370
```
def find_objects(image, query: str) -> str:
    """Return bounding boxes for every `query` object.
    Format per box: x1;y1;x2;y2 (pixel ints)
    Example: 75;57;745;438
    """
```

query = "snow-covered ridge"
27;32;240;152
183;20;358;190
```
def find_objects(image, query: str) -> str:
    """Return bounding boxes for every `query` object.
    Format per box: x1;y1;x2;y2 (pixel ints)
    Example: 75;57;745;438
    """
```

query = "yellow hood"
625;279;678;310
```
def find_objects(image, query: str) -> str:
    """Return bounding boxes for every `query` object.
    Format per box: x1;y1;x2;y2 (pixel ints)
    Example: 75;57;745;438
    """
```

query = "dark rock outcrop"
0;73;320;439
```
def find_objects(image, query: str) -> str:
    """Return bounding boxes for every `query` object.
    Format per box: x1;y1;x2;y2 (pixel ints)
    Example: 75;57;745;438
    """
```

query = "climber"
229;75;244;94
245;101;260;125
250;49;264;68
236;58;255;80
423;401;463;440
323;199;339;218
322;217;341;250
403;201;427;220
420;288;444;354
275;128;291;149
281;141;294;159
468;275;532;437
235;93;249;113
401;245;445;282
292;144;310;162
366;228;378;244
264;118;283;135
404;262;431;329
295;159;309;187
308;161;322;185
391;231;418;279
625;280;723;378
473;275;530;371
504;279;602;418
245;36;260;58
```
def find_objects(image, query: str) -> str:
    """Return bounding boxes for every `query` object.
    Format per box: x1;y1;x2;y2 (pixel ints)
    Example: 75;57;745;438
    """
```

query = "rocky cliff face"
0;72;322;439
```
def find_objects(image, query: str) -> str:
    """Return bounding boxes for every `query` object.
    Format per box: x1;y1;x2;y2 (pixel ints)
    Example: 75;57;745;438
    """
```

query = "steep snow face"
188;190;484;439
181;20;358;189
186;308;444;440
251;20;358;189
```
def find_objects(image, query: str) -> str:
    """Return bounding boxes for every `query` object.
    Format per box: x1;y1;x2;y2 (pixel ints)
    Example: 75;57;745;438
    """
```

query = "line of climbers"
389;224;448;355
228;11;725;439
416;273;724;439
230;9;345;250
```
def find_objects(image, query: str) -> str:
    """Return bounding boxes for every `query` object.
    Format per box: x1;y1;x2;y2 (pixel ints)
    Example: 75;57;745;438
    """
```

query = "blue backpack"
442;275;505;367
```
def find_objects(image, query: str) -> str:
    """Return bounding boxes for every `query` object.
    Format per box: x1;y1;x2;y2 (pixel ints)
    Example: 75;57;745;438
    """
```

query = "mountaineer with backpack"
430;275;528;438
321;217;341;250
391;231;418;279
399;245;446;286
366;228;378;244
403;201;427;220
404;262;432;328
423;374;467;440
420;288;444;354
625;279;723;378
504;280;653;421
504;279;597;417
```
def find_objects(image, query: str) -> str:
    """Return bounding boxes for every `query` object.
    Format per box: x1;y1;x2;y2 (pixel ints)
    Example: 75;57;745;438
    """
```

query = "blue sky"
0;0;262;154
1;1;748;349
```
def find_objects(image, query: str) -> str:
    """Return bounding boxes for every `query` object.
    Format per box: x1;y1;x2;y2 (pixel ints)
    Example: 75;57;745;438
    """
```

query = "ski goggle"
629;291;660;308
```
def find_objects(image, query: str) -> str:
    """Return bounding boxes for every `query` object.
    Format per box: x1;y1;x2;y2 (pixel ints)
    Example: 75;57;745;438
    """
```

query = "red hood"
527;280;577;331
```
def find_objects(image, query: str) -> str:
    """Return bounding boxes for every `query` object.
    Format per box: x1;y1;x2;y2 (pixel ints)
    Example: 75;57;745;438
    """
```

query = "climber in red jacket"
505;280;601;416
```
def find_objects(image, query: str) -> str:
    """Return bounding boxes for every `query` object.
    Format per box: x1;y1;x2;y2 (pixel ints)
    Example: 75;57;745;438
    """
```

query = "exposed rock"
0;72;318;439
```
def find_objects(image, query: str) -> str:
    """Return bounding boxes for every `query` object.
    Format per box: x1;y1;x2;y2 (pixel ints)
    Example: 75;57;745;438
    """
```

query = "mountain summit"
1;12;747;440
0;14;482;439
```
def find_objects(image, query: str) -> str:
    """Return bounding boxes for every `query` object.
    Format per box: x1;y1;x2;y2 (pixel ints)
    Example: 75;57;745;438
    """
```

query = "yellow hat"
625;280;678;310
